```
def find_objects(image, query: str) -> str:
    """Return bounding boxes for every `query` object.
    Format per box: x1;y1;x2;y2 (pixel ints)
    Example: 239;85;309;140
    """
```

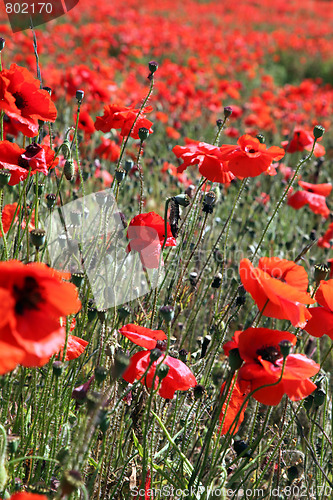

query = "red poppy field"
0;0;332;498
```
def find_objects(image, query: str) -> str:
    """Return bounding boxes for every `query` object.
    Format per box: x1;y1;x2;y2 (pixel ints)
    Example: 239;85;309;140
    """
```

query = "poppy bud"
313;125;325;139
256;134;265;144
211;273;222;289
193;384;205;400
46;193;56;209
138;127;150;142
287;465;300;483
223;106;233;119
228;348;243;371
178;348;188;363
313;389;326;407
216;118;224;129
173;193;190;207
203;191;216;214
97;409;110;434
303;394;314;412
7;435;19;454
278;340;293;359
87;302;98;322
185;184;195;198
189;271;198;286
314;263;329;285
156;363;169;380
213;249;223;264
60;470;83;497
64;159;75;181
56;447;70;465
0;38;5;51
233;439;251;458
118;305;131;321
115;168;126;183
124;159;134;173
76;90;84;103
200;335;211;358
86;391;101;412
30;229;46;249
150;348;162;363
148;61;158;74
94;366;107;384
53;361;63;377
159;305;174;323
97;309;107;323
112;350;130;379
71;272;85;288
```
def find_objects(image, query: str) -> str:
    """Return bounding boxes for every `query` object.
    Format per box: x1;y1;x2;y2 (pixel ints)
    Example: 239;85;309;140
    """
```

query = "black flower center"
256;345;280;365
13;276;44;315
13;92;27;110
18;143;42;170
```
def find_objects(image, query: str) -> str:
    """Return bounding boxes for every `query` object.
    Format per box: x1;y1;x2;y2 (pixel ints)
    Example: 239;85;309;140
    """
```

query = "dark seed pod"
169;197;181;238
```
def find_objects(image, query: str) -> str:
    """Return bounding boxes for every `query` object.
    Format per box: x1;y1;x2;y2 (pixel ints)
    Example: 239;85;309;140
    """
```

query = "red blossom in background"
219;135;285;178
0;202;35;237
219;377;248;435
94;104;153;139
61;335;89;361
281;128;325;158
318;222;333;248
287;180;331;218
173;141;235;184
0;64;57;137
95;137;120;162
240;257;314;327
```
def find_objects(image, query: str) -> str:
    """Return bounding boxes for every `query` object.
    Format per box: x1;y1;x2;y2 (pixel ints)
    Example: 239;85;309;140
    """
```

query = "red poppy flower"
127;212;176;269
1;493;48;500
318;222;333;248
219;377;248;436
287;181;331;218
119;324;167;350
94;104;153;139
234;328;319;405
281;128;325;158
123;350;197;399
0;261;81;374
95;137;120;162
219;135;285;178
61;335;88;361
0;140;57;186
75;110;95;137
172;141;235;184
0;64;57;137
1;202;35;237
240;258;314;327
304;280;333;340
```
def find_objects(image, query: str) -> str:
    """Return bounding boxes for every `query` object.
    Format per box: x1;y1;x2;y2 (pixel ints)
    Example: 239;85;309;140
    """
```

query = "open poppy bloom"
172;141;235;184
95;137;120;162
240;258;315;327
119;324;167;350
122;350;197;399
287;181;331;218
127;212;176;269
1;202;35;237
229;328;319;405
94;104;153;139
75;110;95;137
0;64;57;137
281;128;325;158
318;222;333;248
219;376;248;436
0;261;81;374
0;140;58;185
303;280;333;340
219;135;285;178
